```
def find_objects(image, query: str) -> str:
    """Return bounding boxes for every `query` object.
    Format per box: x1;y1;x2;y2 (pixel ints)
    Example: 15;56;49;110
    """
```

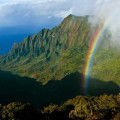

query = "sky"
0;0;95;28
0;0;119;54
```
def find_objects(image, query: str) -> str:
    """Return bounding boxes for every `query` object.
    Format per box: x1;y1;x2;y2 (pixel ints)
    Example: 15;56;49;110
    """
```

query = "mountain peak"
0;15;90;83
66;14;75;18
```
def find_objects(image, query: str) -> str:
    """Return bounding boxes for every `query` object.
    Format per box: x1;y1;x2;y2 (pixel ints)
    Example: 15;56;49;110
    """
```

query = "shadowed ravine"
0;70;120;108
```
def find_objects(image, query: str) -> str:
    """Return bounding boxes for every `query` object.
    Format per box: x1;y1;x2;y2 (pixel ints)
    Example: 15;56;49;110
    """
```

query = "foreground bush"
1;94;120;120
0;102;43;120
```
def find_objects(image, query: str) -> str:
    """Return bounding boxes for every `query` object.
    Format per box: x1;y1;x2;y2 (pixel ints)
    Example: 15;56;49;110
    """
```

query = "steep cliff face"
0;15;91;83
1;14;120;88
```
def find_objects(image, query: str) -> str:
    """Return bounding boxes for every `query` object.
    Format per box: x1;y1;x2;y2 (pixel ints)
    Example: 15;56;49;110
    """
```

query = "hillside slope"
0;14;120;88
0;15;90;83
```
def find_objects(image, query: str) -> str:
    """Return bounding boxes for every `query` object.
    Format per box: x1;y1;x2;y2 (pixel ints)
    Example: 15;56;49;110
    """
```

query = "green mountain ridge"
0;15;90;83
0;14;120;88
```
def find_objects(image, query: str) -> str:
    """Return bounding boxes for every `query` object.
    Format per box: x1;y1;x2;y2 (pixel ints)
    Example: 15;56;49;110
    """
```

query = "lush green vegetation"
0;14;120;120
0;15;90;83
0;14;120;88
1;14;120;88
1;94;120;120
91;38;120;86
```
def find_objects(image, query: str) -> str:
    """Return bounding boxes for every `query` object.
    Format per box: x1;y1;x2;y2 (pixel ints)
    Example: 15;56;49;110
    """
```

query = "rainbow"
83;3;120;94
83;27;103;90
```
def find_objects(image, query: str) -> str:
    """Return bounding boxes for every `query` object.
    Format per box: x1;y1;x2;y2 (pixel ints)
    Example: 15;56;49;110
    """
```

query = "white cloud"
87;0;120;44
54;8;73;18
0;0;70;27
0;0;120;29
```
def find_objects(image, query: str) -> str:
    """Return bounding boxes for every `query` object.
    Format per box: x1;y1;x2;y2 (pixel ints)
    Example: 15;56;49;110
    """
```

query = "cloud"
0;0;120;32
0;0;96;27
87;0;120;45
0;0;69;27
54;8;73;18
0;0;120;55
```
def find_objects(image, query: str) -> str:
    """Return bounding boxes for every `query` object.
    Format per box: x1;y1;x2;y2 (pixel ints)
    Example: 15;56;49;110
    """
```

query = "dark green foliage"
69;95;120;119
1;94;120;120
0;70;120;108
62;94;120;120
43;104;59;114
1;102;43;120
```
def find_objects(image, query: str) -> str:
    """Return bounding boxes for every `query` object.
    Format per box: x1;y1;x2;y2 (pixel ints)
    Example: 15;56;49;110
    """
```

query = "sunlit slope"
1;14;120;86
0;15;90;83
90;38;120;86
